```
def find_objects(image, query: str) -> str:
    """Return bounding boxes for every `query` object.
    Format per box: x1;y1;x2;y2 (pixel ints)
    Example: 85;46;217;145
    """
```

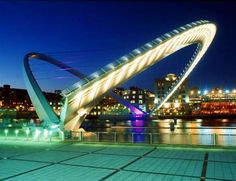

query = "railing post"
80;131;83;142
114;132;117;143
213;133;217;146
188;133;192;145
78;132;80;141
131;133;134;144
97;132;100;142
149;133;152;144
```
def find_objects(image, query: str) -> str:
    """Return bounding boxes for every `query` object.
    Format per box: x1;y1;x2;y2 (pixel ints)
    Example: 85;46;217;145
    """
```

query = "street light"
49;130;53;142
43;129;48;140
15;129;19;138
34;129;41;141
4;129;8;138
25;129;30;140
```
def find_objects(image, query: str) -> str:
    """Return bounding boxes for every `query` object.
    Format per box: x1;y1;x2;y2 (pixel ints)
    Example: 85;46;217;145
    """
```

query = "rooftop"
0;140;236;180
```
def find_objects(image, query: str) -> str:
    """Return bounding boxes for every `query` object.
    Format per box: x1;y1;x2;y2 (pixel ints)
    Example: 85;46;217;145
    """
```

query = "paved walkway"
0;140;235;180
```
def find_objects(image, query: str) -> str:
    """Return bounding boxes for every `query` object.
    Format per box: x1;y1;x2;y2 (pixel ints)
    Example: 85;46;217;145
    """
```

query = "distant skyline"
0;1;236;92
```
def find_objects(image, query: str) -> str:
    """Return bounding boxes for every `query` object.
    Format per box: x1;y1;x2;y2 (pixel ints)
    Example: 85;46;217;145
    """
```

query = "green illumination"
15;129;19;135
25;129;30;140
34;129;41;141
4;129;8;138
43;129;48;139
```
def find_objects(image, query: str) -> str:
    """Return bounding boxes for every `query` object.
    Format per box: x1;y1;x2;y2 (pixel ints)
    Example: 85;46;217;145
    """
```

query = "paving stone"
5;164;114;181
95;146;154;156
63;153;138;169
0;159;50;180
208;152;236;163
12;150;85;163
125;157;203;177
106;170;200;181
146;149;205;160
206;161;236;180
54;144;105;153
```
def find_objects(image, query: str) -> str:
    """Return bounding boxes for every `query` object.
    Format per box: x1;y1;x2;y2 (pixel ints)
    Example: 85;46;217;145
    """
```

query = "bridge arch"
24;20;217;131
23;52;86;128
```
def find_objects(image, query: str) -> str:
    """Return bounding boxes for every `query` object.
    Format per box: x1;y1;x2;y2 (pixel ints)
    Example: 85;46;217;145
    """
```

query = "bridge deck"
1;141;235;180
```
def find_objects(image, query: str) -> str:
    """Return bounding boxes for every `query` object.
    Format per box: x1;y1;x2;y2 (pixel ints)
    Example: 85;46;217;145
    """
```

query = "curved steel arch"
24;52;146;129
24;20;217;131
61;20;216;131
23;52;86;128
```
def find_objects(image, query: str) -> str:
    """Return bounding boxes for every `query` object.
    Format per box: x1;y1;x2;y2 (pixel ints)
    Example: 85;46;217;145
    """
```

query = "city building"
0;85;62;114
89;86;154;116
123;86;153;112
0;85;31;111
154;73;189;115
2;83;236;119
191;88;236;115
155;73;189;103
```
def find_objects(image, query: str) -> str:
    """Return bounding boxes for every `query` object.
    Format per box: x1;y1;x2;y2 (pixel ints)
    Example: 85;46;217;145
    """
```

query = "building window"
139;95;142;99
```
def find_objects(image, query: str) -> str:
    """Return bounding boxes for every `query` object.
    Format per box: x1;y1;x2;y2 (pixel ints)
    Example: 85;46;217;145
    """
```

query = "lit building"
0;84;31;111
89;95;127;116
123;86;152;112
192;88;236;115
154;74;189;115
155;73;189;104
0;85;62;114
45;91;63;116
89;86;154;116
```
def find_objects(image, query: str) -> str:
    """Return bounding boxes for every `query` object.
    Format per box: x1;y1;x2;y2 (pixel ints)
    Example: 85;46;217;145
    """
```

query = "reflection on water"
131;120;145;143
83;118;236;145
1;118;236;145
97;118;236;134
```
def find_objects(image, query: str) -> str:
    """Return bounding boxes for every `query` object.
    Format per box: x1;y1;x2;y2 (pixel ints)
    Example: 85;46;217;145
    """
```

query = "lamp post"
49;130;52;142
4;129;8;139
25;129;30;140
43;129;48;140
15;129;19;139
34;129;41;141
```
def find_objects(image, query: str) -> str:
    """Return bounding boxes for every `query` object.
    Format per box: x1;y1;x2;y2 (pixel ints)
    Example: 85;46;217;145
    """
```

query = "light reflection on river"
83;118;236;145
84;118;236;134
1;118;236;145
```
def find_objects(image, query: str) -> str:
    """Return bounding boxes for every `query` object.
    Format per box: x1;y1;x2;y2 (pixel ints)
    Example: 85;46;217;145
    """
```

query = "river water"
81;118;236;145
83;118;236;134
1;118;236;145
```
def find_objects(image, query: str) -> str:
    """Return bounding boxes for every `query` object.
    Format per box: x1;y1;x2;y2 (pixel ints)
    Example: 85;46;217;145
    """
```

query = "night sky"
0;1;235;92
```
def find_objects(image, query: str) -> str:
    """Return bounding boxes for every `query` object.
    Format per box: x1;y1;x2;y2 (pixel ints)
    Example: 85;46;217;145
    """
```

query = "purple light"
131;119;144;127
128;106;145;118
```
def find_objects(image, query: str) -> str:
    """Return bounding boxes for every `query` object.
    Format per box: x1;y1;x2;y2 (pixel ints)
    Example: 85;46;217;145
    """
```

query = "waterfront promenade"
0;140;236;180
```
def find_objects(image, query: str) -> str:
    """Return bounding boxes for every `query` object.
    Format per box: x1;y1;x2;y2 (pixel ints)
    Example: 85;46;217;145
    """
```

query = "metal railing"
70;131;236;146
1;128;236;147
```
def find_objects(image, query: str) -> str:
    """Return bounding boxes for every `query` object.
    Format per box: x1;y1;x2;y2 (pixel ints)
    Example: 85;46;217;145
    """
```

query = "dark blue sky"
0;1;235;92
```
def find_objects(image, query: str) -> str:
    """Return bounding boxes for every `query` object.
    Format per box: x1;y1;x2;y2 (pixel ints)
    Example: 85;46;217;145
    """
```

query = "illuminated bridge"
24;20;217;131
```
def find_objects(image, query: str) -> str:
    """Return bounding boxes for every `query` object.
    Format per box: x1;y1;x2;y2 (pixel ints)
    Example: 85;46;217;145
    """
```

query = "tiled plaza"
0;140;236;180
